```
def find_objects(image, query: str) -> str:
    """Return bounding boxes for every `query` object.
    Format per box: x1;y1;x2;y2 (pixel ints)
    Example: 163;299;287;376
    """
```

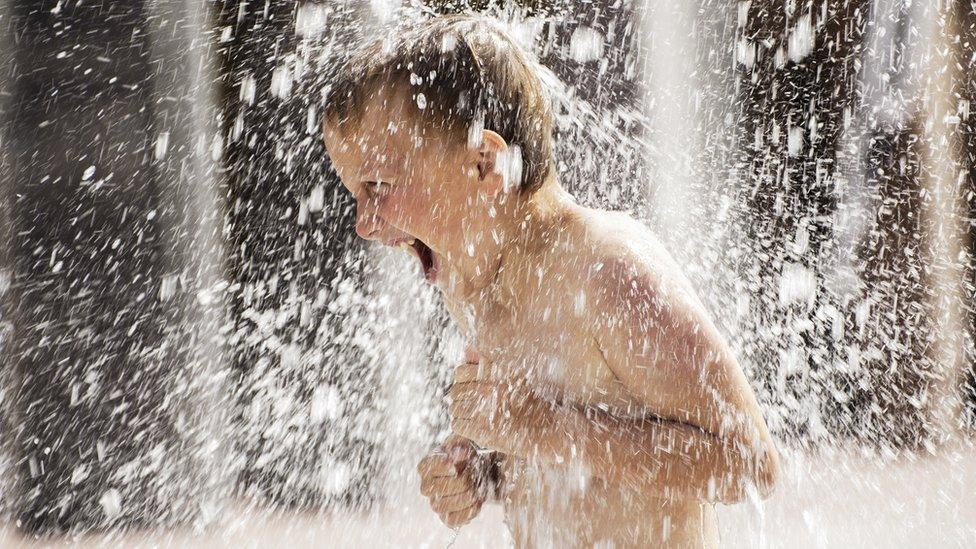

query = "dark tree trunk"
728;0;933;446
3;0;232;535
850;117;934;445
956;3;976;429
533;0;648;211
0;0;16;519
732;0;947;447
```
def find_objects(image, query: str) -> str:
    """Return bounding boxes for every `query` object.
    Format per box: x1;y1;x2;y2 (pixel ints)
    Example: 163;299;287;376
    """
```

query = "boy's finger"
442;503;482;528
420;475;469;498
417;455;457;478
453;362;482;384
443;434;473;450
442;435;476;465
447;447;476;470
448;381;495;403
451;418;486;444
430;490;481;514
450;398;488;422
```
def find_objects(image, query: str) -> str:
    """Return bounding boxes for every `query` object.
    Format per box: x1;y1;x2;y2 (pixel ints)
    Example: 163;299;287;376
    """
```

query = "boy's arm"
450;257;780;504
454;347;507;503
452;376;774;505
551;395;774;504
578;255;780;503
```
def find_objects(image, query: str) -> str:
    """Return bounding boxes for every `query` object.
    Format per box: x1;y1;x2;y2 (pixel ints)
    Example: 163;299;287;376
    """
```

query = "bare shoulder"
556;206;696;306
547;206;717;393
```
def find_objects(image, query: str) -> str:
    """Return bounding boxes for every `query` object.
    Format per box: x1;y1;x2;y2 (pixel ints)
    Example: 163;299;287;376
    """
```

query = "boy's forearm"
516;404;771;504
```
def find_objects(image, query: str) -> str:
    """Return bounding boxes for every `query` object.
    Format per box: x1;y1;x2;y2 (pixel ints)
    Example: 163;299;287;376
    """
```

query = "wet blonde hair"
323;14;556;193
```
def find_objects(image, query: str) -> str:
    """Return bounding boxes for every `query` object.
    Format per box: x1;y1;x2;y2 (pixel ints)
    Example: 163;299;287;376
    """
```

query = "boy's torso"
500;462;718;548
442;205;717;548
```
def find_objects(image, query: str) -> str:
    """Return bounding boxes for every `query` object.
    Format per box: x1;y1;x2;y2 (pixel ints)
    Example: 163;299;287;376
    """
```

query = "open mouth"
399;238;439;283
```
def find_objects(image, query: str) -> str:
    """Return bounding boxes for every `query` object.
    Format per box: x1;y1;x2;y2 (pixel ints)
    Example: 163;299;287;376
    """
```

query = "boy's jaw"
392;237;440;283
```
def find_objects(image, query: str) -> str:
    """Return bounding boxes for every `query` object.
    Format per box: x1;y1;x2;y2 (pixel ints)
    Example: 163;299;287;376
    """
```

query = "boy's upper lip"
384;237;417;247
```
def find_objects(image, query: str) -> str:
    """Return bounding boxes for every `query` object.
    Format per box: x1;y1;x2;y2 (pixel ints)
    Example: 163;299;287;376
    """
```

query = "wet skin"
324;87;780;548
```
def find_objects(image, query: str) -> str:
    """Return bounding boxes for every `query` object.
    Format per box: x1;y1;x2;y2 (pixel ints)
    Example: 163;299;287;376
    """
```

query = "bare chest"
470;292;642;414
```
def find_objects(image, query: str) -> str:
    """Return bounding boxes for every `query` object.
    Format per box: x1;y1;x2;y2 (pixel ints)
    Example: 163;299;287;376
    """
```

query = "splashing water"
0;0;974;547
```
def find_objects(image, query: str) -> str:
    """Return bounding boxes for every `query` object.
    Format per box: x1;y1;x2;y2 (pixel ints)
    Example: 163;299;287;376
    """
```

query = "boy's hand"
417;435;492;528
448;361;555;456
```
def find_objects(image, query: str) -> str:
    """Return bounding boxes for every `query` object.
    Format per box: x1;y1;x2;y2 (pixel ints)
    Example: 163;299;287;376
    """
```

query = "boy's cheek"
379;193;427;229
373;200;403;227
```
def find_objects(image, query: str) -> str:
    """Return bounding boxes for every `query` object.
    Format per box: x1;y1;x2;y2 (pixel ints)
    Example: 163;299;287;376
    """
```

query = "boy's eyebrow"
357;150;405;180
356;162;402;181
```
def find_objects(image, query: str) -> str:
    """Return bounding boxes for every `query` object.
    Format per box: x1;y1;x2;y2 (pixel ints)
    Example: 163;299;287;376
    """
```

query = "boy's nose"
355;199;384;240
354;197;410;243
355;215;382;240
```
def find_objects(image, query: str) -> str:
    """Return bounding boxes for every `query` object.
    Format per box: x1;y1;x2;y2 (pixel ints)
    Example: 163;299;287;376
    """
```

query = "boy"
322;15;779;548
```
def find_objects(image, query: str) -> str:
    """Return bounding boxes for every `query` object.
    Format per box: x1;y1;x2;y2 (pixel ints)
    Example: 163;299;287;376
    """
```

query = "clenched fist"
448;359;558;457
417;435;496;528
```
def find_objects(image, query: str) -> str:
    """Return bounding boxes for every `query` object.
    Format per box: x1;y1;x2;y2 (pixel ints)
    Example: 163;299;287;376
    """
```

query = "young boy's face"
323;86;496;285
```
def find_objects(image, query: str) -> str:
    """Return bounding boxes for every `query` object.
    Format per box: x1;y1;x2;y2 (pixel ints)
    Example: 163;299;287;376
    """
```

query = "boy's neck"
450;176;576;303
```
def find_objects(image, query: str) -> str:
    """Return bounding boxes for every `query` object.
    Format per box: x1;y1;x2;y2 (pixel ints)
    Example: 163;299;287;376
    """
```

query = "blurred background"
0;0;974;547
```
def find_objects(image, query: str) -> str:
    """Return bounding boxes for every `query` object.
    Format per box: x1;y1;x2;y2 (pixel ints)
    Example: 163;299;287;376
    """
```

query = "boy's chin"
433;268;460;294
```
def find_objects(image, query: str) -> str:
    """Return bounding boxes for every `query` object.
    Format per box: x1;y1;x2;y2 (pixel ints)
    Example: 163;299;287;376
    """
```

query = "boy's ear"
475;130;508;195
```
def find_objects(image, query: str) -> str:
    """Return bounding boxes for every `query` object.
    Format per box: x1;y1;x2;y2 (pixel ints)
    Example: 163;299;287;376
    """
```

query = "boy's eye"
363;180;391;197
